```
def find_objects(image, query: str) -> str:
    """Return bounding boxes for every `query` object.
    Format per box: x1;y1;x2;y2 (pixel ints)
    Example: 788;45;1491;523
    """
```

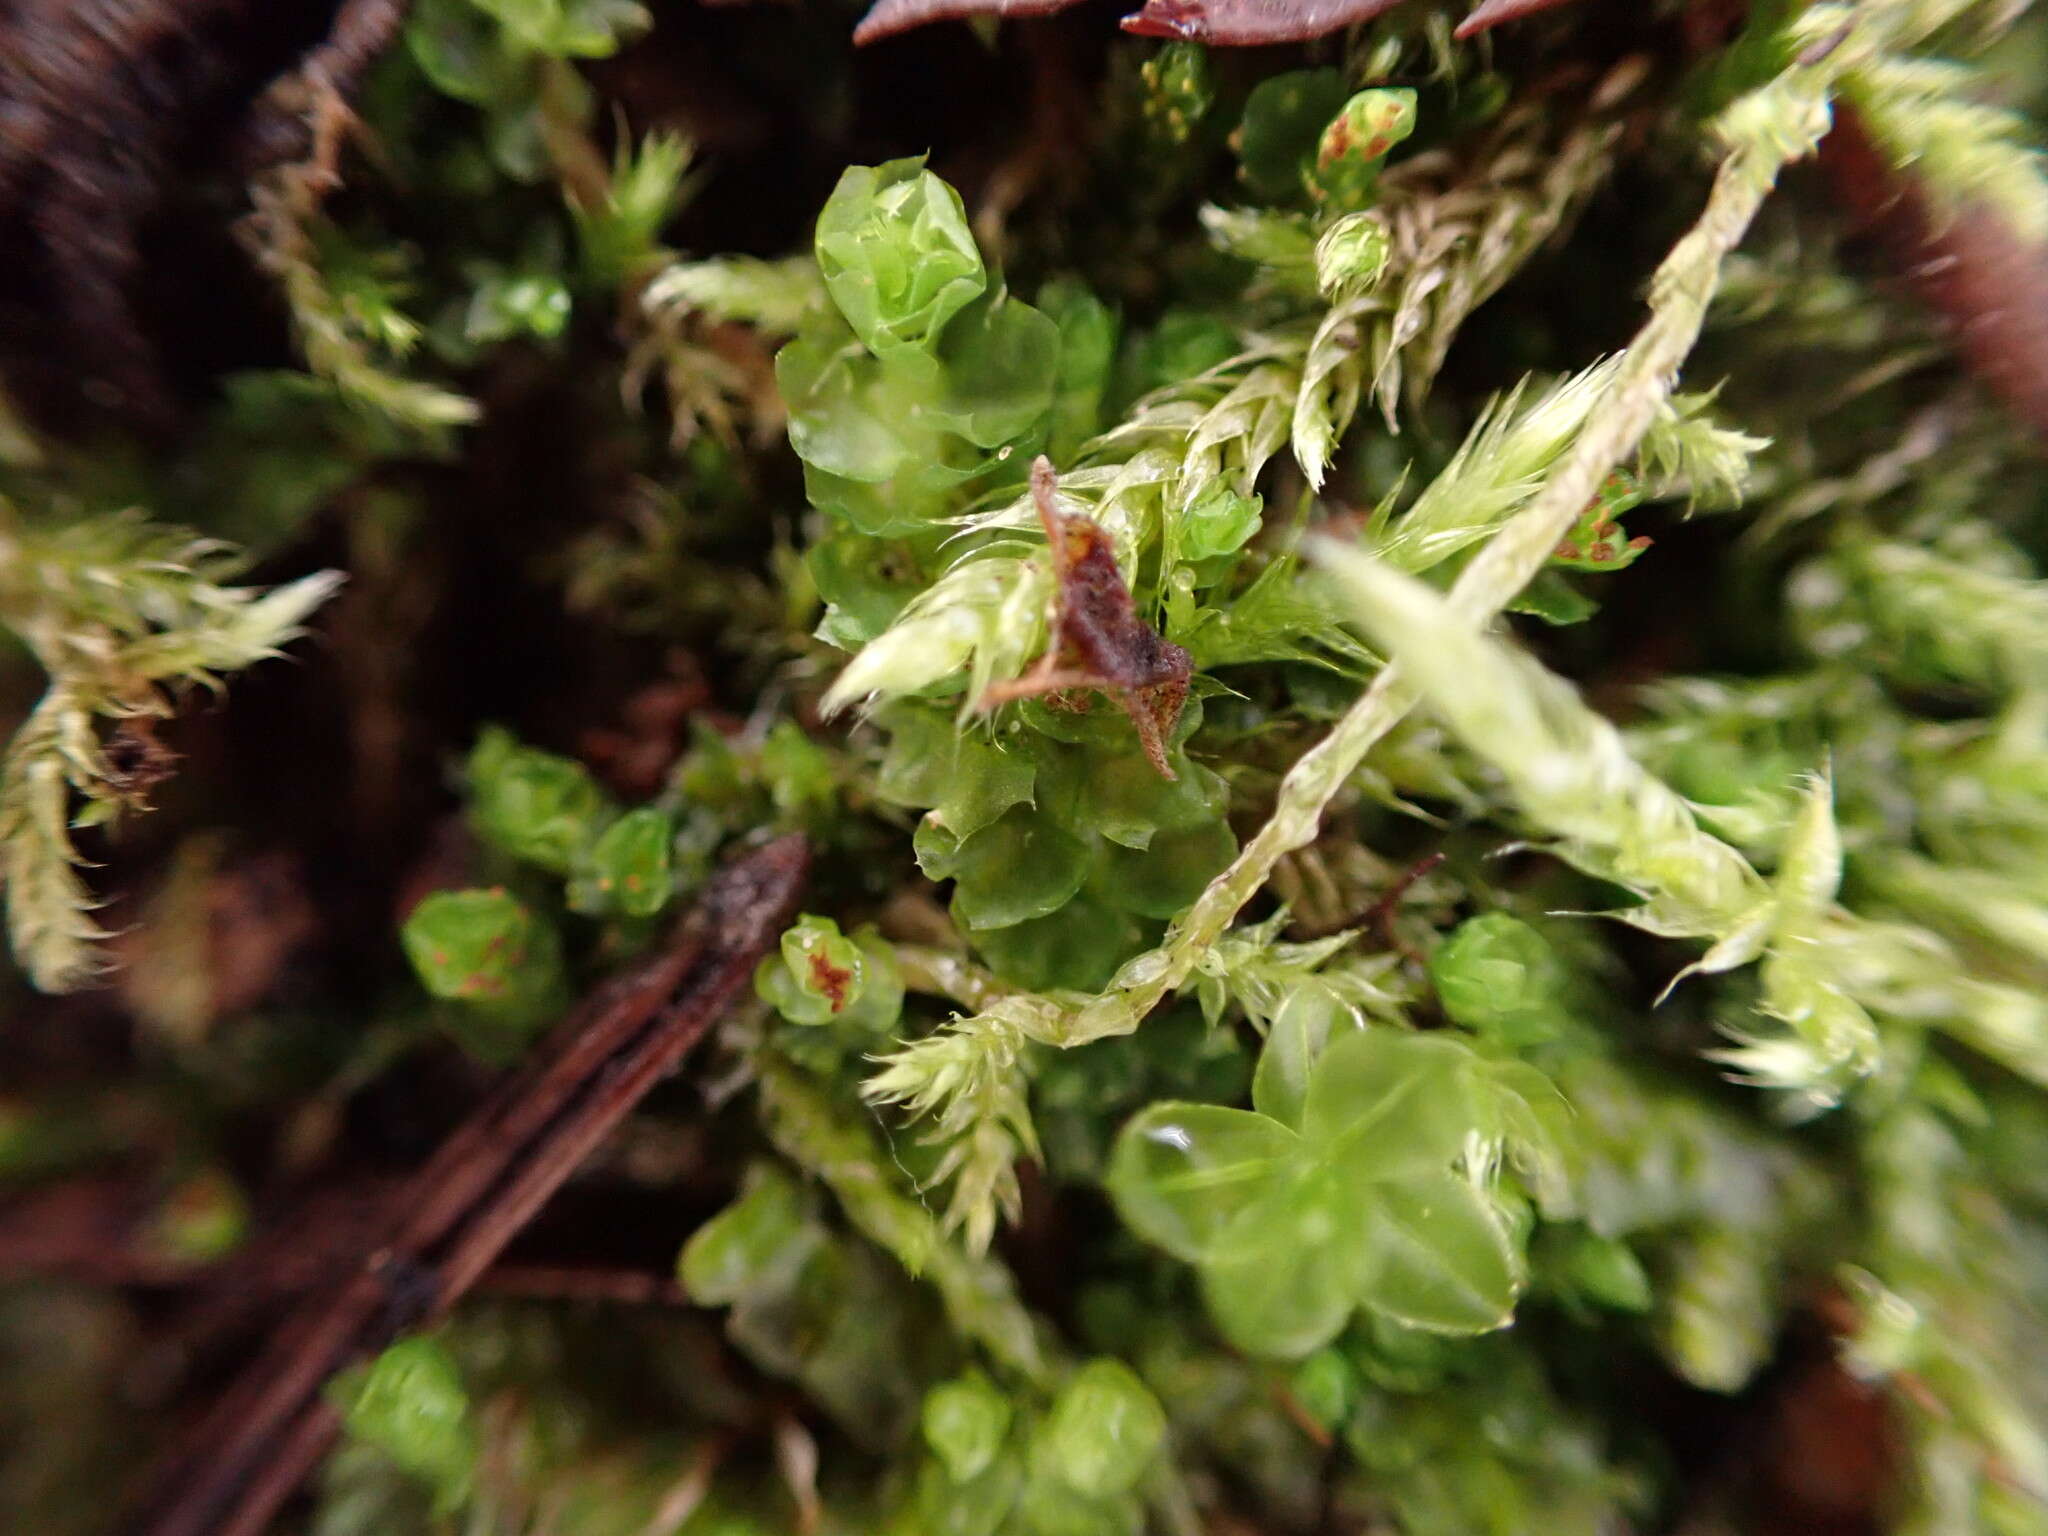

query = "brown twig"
128;835;808;1536
1359;850;1446;962
1821;105;2048;443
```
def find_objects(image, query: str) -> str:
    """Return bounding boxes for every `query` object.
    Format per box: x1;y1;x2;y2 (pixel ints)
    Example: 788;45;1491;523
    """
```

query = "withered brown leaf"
979;457;1191;779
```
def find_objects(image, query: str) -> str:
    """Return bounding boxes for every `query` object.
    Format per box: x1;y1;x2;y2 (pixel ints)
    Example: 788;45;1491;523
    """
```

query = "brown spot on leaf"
980;457;1192;779
807;949;854;1012
1822;105;2048;443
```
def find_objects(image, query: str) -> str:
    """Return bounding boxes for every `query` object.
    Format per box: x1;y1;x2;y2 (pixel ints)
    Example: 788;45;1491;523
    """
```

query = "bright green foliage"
564;805;674;917
571;131;694;290
1307;89;1418;210
892;1355;1164;1535
1108;1030;1558;1357
401;887;568;1057
922;1372;1013;1482
466;725;611;873
1314;212;1391;302
331;1338;478;1510
1429;915;1577;1048
1038;1360;1166;1497
815;159;986;359
679;1159;967;1447
678;1163;815;1305
1141;42;1213;144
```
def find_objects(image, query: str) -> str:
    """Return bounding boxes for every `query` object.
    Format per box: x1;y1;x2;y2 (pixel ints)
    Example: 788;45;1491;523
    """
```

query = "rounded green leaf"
1558;1229;1653;1314
1039;1359;1166;1498
779;321;944;484
1200;1162;1368;1359
401;886;566;1051
809;536;924;644
1354;1171;1520;1335
1106;1103;1301;1264
1251;982;1349;1129
933;291;1060;448
465;725;611;873
1094;818;1235;920
1288;1348;1358;1434
1037;745;1223;851
970;894;1145;992
1040;278;1118;461
336;1337;476;1501
406;0;528;105
678;1167;816;1306
922;1373;1013;1483
948;809;1093;931
1010;1474;1140;1536
1429;914;1573;1046
566;805;674;917
1179;486;1263;564
1300;1029;1480;1176
877;707;1036;842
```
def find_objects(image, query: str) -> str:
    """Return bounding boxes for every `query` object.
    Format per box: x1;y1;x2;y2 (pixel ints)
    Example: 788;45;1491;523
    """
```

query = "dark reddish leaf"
854;0;1411;47
1454;0;1589;39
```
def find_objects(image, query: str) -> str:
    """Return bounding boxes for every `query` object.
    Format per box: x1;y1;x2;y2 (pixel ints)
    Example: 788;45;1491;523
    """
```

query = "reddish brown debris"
980;457;1192;779
1821;106;2048;442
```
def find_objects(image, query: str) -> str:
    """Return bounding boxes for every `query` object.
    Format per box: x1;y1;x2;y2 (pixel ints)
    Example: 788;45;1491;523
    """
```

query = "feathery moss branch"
0;501;340;989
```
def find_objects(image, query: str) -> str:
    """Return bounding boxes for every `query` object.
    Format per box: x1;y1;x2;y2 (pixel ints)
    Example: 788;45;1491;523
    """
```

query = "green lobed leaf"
677;1166;817;1306
1299;1029;1481;1175
1038;1359;1167;1498
1105;1103;1302;1264
948;808;1094;931
1251;982;1350;1129
1429;914;1575;1046
465;725;611;874
332;1338;476;1507
1093;818;1236;920
1200;1162;1368;1359
932;289;1061;449
814;158;986;359
400;887;567;1054
877;707;1036;841
969;894;1145;992
922;1373;1014;1484
1353;1171;1521;1335
565;805;674;917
